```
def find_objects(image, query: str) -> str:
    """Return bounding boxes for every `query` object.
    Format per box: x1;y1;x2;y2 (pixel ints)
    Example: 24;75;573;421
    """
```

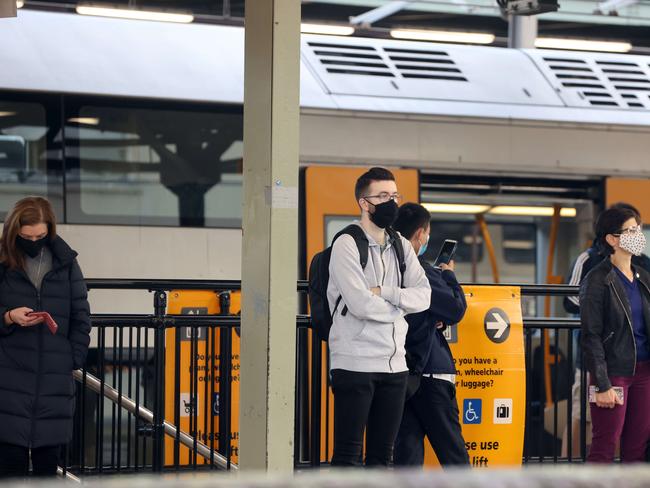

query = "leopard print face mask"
619;231;647;256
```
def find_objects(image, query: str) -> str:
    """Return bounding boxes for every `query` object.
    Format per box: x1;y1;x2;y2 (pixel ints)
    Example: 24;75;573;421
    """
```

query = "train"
1;9;650;316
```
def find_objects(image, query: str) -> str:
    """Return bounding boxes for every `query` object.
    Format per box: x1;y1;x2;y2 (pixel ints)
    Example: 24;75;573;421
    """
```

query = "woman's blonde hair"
0;197;57;269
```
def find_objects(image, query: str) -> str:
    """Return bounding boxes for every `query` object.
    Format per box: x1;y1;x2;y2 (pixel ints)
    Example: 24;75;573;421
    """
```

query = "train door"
303;165;419;464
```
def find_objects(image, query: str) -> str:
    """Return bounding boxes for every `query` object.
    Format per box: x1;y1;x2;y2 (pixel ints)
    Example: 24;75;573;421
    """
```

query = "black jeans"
0;443;60;478
394;377;469;467
330;369;408;467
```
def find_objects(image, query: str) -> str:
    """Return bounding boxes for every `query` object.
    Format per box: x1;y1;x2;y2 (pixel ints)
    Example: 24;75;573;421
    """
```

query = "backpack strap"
332;225;369;317
386;228;407;288
335;224;369;269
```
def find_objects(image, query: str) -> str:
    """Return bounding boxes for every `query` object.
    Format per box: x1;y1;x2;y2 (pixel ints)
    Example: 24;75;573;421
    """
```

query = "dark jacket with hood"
405;258;467;375
580;258;650;393
0;235;90;448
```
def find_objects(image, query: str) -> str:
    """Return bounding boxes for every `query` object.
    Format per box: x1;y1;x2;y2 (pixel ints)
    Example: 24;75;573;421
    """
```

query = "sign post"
425;285;525;467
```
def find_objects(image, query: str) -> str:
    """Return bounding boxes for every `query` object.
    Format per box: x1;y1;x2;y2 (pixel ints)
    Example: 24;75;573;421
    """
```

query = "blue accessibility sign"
463;398;482;424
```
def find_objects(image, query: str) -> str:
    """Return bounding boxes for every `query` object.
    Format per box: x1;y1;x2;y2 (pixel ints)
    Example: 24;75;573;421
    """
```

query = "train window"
425;221;484;264
502;224;536;264
324;215;357;246
426;219;536;284
64;103;243;227
0;100;63;220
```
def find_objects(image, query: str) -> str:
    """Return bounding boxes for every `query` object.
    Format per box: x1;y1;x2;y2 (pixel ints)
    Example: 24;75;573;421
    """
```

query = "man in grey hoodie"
328;167;431;467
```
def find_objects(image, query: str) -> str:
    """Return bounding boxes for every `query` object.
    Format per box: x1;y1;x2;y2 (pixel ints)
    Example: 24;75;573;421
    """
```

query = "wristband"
6;310;14;325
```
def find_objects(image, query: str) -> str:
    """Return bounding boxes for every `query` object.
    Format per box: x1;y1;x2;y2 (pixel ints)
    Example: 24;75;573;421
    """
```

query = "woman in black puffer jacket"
0;197;90;478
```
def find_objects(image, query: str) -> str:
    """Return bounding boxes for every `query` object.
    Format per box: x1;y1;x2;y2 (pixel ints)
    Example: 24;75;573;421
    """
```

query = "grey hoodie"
327;223;431;373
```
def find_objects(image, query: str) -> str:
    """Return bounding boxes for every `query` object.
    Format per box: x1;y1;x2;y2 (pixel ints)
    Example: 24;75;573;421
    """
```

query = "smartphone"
28;311;58;335
433;239;458;268
588;385;624;404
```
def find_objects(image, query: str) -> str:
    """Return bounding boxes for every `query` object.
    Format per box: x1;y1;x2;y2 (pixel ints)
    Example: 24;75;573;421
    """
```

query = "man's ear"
359;198;370;213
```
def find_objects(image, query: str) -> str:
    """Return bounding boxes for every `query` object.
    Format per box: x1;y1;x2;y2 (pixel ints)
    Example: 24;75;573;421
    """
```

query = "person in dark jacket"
564;203;650;316
561;203;650;457
580;204;650;463
393;203;469;467
0;197;91;477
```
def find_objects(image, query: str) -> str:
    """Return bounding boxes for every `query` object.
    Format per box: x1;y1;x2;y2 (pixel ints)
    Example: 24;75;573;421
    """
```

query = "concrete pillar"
0;0;17;18
239;0;300;472
508;15;538;49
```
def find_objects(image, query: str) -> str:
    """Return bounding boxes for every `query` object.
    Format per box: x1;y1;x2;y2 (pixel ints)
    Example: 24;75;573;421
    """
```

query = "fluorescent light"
0;111;16;117
422;202;577;217
301;23;355;36
76;5;193;23
390;29;495;45
489;206;576;217
16;1;24;8
503;240;535;250
68;117;100;126
423;203;490;214
535;38;631;53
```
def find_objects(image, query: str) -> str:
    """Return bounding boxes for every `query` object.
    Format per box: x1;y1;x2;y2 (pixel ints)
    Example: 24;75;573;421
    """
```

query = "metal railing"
64;280;585;475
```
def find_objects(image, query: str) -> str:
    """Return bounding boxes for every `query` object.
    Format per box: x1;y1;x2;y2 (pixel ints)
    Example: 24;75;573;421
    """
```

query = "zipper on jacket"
29;290;43;447
610;280;637;375
388;325;397;373
602;331;615;344
380;241;397;373
26;267;58;447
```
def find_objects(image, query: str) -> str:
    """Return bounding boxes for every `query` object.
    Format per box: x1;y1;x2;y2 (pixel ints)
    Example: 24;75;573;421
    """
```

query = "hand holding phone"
27;311;58;335
434;239;458;268
7;307;42;327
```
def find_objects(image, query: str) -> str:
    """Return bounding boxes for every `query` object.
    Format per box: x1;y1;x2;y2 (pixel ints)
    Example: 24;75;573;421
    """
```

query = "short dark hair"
394;202;431;240
354;167;396;202
595;204;640;255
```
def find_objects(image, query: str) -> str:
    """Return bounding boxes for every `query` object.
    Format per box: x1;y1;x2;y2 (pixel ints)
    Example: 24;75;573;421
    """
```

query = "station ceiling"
24;0;650;50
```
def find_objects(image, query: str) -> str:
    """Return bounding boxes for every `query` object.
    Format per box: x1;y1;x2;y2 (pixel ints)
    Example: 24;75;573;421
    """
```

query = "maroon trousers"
588;360;650;463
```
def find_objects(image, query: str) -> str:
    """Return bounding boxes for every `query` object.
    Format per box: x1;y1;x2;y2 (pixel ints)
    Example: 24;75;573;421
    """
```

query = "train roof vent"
527;51;650;110
303;35;562;106
382;47;468;81
307;41;394;78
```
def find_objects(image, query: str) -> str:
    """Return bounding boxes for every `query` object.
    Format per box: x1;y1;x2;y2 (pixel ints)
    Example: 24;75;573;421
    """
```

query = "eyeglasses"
613;224;643;237
363;192;402;204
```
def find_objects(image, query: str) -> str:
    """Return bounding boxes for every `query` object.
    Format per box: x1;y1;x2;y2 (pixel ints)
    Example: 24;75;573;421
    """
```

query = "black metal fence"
64;280;586;475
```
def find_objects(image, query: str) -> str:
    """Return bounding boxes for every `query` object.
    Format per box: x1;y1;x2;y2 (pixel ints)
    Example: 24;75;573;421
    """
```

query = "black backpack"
308;224;406;342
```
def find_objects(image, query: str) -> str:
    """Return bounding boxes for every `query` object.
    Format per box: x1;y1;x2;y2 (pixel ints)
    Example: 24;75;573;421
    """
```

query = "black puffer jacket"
580;258;650;393
0;236;90;448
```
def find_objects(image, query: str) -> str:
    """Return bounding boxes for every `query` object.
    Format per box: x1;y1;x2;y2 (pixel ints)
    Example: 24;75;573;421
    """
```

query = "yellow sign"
164;290;241;466
424;285;525;467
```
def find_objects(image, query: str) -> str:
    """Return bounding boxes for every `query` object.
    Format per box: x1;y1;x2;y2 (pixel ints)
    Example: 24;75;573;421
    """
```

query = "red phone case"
30;312;58;335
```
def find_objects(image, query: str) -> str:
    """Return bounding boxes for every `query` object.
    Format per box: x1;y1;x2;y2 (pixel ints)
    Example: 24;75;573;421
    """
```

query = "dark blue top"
614;266;650;362
405;259;467;374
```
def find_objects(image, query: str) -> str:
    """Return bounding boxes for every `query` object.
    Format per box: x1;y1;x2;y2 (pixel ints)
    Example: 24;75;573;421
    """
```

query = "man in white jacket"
328;167;431;467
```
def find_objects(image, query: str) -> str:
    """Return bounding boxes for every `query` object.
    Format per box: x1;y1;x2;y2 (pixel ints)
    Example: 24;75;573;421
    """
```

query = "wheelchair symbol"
463;399;482;424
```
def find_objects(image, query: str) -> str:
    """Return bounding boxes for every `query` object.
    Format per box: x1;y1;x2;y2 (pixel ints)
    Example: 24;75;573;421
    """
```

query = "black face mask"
16;236;48;258
367;199;399;229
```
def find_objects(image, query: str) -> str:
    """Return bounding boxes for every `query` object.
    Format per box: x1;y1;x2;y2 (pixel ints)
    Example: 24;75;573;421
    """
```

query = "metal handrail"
85;278;580;296
57;467;81;482
72;370;239;471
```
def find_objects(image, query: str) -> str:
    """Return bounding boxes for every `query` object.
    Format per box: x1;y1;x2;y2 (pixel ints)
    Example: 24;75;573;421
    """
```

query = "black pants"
331;369;408;467
0;443;60;478
394;377;469;467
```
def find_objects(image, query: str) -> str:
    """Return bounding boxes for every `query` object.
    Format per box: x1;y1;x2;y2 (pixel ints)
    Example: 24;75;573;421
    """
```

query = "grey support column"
240;0;300;472
508;15;538;49
0;0;17;18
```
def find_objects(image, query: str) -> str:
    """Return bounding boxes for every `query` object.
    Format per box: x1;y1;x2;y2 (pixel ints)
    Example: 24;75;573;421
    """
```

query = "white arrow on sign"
486;312;508;338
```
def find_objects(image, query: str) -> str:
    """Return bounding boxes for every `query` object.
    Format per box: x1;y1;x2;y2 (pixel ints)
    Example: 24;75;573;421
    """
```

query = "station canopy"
20;0;650;51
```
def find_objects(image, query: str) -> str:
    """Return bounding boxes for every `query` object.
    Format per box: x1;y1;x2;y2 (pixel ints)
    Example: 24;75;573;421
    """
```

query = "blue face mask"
418;234;429;257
